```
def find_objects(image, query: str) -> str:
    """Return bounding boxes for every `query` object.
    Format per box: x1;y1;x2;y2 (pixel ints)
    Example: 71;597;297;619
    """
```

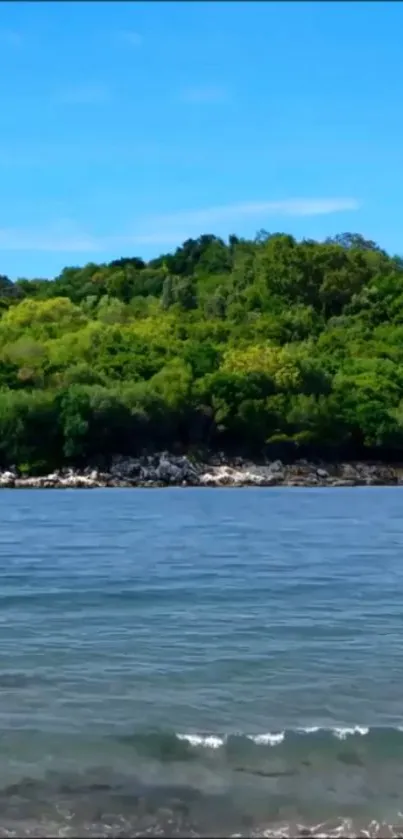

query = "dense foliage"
1;231;403;471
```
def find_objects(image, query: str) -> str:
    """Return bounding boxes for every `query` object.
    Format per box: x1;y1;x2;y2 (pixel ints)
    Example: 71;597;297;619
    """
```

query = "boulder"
200;466;233;486
151;453;200;484
340;464;359;480
155;456;182;483
14;477;45;488
261;473;281;486
0;454;399;489
0;471;16;487
46;472;61;482
109;457;141;479
199;465;266;487
304;475;319;485
57;473;103;488
268;459;283;473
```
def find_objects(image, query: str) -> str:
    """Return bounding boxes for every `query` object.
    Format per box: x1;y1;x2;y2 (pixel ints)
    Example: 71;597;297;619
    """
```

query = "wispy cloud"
141;198;361;231
0;28;23;47
0;198;360;253
0;223;99;253
115;29;142;47
0;227;178;253
57;84;110;105
122;233;183;246
178;85;229;104
0;140;204;169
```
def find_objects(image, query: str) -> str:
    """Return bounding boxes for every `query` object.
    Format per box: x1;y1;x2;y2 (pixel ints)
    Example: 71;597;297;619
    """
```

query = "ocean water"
1;487;403;837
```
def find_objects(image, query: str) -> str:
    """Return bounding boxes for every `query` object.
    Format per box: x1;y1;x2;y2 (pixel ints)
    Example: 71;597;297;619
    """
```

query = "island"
0;230;402;488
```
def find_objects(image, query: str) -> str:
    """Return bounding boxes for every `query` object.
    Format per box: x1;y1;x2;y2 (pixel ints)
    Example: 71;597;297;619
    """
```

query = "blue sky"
0;0;402;279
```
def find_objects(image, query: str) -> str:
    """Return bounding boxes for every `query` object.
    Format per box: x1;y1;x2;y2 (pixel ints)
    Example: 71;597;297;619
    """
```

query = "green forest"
0;230;403;472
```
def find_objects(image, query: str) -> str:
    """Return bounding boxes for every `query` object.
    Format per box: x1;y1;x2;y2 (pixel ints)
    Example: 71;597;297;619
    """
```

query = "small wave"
115;725;403;765
298;726;320;733
248;732;285;746
175;726;373;749
175;732;286;748
176;733;224;749
332;726;369;740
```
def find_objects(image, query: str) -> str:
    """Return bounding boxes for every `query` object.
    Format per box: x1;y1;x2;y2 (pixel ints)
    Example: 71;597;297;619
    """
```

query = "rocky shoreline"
0;453;402;488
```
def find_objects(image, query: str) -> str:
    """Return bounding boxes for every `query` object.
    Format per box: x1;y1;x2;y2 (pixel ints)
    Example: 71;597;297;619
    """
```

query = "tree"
0;227;401;468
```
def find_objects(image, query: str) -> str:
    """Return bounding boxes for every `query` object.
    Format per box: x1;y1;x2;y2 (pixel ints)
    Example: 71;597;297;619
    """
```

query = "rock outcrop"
0;454;400;488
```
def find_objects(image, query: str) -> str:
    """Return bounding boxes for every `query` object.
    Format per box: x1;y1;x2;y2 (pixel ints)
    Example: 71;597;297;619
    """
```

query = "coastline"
0;452;402;488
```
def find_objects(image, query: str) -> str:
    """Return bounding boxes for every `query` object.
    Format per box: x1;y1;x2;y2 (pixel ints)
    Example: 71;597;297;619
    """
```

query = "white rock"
199;465;266;487
261;473;281;485
341;464;358;479
15;477;43;488
199;471;217;485
2;471;16;481
0;472;15;487
243;471;266;486
268;459;283;473
58;475;99;488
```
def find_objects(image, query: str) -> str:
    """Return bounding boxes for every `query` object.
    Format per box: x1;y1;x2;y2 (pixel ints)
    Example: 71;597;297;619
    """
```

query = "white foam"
332;725;369;740
176;731;287;748
176;725;374;749
176;733;224;749
248;732;285;746
298;726;320;734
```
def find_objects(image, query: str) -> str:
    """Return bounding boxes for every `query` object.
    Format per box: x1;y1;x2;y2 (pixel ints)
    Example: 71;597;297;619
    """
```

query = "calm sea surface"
1;487;403;837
